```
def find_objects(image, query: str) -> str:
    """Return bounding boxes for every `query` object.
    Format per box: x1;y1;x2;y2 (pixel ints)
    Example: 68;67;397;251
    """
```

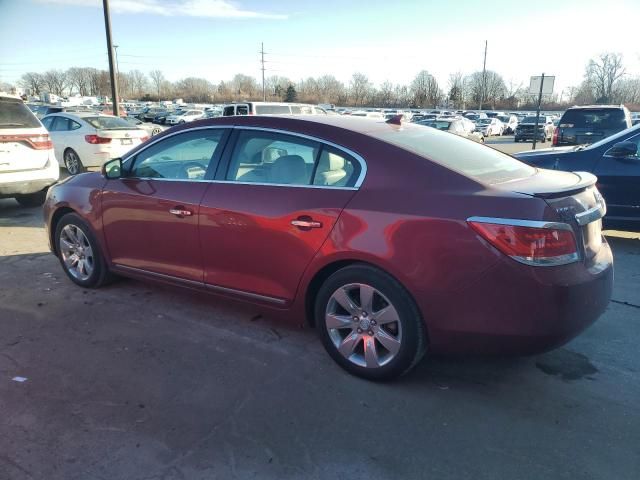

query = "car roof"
567;104;625;110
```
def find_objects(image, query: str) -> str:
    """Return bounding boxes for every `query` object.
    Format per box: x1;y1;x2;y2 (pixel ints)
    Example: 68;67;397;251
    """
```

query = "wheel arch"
49;206;78;256
303;257;426;337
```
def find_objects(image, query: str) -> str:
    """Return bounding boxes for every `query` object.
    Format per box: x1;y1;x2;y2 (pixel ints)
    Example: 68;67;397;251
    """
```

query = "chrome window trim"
237;126;367;188
466;216;573;231
120;125;368;189
113;264;287;305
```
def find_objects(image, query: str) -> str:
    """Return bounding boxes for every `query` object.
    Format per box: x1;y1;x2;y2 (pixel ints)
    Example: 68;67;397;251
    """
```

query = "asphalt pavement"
1;196;639;480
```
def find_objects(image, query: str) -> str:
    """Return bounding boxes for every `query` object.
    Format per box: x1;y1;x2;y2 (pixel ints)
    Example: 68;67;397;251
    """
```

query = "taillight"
140;136;149;142
85;135;112;144
552;128;559;146
0;133;52;150
468;217;578;266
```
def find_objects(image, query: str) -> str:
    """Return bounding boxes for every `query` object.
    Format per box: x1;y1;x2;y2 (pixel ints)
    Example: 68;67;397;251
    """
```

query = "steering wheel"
179;161;207;179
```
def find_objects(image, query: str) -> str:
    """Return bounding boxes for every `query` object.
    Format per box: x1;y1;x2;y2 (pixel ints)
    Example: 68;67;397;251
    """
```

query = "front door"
101;128;229;282
198;128;363;304
593;131;640;222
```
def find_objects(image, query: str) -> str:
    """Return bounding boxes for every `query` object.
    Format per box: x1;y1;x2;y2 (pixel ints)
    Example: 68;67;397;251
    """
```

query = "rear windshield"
560;108;626;129
85;116;132;130
0;98;42;128
375;124;535;184
255;105;291;115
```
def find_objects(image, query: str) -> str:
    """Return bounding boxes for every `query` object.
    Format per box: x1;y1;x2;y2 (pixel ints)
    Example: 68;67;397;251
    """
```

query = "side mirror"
605;141;638;159
102;158;122;179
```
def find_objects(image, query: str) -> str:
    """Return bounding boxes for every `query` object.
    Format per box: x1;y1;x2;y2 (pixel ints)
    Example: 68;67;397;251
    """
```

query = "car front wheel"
55;213;113;288
315;264;426;381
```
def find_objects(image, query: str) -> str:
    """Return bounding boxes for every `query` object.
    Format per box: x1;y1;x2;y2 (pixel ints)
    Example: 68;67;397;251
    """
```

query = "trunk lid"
493;169;605;261
96;128;147;147
0;127;51;172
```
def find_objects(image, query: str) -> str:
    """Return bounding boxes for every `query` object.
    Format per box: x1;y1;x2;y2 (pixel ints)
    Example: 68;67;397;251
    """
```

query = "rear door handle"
169;208;193;217
291;218;322;229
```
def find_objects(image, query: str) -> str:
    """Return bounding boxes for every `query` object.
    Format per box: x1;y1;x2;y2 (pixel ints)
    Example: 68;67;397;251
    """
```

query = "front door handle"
169;208;193;217
291;217;322;229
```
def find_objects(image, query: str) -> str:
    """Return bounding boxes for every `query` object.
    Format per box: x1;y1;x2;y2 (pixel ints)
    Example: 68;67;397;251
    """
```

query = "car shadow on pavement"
0;200;44;228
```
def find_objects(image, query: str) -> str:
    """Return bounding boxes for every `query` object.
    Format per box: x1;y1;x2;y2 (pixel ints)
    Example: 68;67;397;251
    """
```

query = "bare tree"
41;69;68;96
586;52;626;103
411;70;441;108
447;72;464;108
128;70;148;98
19;72;44;96
466;70;506;109
378;81;394;107
229;73;258;99
149;70;165;99
349;72;371;106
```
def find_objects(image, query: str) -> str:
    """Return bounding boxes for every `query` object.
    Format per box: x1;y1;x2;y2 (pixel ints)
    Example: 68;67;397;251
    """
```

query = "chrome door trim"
113;264;287;305
238;126;367;188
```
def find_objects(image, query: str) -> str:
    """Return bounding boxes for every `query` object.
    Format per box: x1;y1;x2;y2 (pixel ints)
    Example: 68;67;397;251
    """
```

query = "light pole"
102;0;120;116
113;44;120;98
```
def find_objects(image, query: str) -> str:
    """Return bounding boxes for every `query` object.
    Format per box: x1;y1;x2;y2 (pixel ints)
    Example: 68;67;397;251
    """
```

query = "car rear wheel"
64;149;84;175
15;190;47;207
315;264;426;381
55;213;113;288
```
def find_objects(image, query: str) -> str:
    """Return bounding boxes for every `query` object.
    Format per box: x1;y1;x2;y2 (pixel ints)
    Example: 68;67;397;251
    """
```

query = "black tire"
540;136;546;143
15;190;47;207
315;264;427;381
179;120;186;124
64;148;84;175
514;138;519;143
54;213;114;288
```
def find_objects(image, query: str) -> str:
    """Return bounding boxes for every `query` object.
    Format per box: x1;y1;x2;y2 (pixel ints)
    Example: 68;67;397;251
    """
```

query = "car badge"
125;133;130;138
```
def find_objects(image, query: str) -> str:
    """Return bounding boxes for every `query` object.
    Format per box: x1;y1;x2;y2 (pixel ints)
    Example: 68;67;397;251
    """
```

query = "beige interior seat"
270;155;309;185
315;151;348;186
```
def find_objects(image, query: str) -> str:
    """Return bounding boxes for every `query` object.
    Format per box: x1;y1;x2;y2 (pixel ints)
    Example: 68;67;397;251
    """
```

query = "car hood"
515;146;577;158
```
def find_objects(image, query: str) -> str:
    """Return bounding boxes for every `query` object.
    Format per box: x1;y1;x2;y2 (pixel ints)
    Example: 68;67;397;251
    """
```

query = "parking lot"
1;197;639;479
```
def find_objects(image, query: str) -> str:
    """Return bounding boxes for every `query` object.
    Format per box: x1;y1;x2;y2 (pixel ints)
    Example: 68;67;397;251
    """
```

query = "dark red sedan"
44;115;613;380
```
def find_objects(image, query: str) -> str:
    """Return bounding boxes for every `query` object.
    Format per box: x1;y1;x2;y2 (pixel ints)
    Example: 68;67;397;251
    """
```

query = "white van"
222;102;327;116
0;95;59;207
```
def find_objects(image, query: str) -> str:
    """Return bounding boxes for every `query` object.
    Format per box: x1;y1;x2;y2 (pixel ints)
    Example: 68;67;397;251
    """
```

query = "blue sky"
1;0;639;94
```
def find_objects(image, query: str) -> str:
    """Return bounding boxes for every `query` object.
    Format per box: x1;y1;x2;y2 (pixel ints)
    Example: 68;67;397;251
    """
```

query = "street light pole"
102;0;120;116
113;44;120;97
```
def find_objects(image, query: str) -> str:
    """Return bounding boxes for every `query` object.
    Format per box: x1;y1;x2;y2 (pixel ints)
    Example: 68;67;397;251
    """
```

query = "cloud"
35;0;288;19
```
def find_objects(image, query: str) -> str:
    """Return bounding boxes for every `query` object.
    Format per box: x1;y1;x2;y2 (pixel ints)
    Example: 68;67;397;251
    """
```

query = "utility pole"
479;40;487;111
532;73;545;150
113;44;120;96
260;42;266;101
102;0;119;116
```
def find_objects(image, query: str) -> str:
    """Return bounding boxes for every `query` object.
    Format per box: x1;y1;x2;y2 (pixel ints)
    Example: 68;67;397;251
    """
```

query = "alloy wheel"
59;224;94;281
65;150;80;175
325;283;403;368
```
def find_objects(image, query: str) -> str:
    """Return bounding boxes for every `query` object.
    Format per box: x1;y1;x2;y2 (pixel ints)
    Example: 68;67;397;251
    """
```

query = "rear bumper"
423;239;614;355
0;161;60;196
515;131;546;140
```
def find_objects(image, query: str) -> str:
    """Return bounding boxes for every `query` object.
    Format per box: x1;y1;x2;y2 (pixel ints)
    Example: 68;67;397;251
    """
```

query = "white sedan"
42;113;149;175
474;118;504;136
165;109;205;125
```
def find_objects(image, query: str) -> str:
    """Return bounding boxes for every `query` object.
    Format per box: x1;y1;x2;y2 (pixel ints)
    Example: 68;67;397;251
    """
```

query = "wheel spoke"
325;313;353;330
359;284;374;313
64;253;79;267
77;259;85;275
60;238;74;252
372;305;399;325
363;336;380;368
332;287;358;315
338;331;360;357
375;328;401;355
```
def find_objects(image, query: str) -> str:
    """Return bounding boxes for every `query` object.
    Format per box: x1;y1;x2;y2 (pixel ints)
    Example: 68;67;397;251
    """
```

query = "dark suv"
553;105;631;146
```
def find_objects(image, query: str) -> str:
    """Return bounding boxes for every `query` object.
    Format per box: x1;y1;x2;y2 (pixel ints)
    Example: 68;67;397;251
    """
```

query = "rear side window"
560;108;627;129
223;106;235;116
255;105;291;115
236;105;249;115
375;124;535;184
0;98;42;129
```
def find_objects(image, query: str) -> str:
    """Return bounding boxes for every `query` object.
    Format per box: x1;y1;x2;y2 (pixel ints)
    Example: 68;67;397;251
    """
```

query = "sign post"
529;74;555;150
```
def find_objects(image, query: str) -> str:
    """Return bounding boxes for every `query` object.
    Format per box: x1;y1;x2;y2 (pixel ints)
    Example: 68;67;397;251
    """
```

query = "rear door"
101;127;230;281
198;128;363;304
593;131;640;221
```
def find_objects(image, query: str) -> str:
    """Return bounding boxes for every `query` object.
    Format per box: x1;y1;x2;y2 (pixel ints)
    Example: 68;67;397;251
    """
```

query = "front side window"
226;130;320;185
129;129;225;180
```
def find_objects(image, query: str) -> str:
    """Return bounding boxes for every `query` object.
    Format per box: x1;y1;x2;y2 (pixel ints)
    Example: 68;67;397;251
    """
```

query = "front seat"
270;155;309;185
315;151;348;186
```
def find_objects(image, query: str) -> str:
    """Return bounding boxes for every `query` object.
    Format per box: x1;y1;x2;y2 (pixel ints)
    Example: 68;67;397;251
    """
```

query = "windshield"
476;119;491;124
420;121;451;130
559;108;627;129
374;124;535;184
588;122;640;149
85;116;133;129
